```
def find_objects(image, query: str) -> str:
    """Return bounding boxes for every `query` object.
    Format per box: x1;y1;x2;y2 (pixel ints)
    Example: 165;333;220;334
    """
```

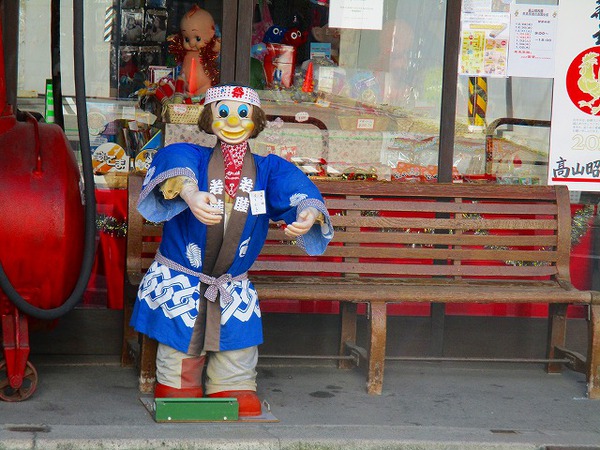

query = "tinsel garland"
571;205;594;247
363;206;595;266
96;214;127;238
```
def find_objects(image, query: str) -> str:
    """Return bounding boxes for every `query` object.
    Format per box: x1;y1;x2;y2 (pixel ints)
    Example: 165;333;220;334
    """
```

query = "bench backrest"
127;174;572;285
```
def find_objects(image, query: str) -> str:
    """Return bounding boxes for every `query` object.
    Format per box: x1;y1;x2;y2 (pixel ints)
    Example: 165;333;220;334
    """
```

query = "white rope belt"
155;250;248;305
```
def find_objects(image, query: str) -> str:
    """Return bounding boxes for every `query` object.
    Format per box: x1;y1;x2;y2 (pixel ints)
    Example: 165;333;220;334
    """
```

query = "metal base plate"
140;396;279;423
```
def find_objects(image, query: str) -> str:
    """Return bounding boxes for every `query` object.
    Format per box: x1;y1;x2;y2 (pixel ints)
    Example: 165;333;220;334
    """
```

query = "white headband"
204;85;261;107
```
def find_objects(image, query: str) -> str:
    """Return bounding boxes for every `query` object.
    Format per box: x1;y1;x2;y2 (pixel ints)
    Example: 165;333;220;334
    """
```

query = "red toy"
281;27;308;48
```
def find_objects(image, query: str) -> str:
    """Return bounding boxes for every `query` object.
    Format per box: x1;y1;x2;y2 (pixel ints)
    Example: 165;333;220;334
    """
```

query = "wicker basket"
165;104;204;124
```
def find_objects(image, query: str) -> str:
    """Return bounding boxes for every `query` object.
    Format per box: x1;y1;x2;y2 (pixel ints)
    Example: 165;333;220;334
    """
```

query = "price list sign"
507;4;558;78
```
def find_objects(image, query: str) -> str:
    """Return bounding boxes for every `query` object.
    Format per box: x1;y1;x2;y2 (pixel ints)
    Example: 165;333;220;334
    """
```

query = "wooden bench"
122;173;600;398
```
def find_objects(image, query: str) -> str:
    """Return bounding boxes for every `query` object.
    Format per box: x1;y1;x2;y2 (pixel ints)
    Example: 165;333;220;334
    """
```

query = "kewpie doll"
168;5;221;96
130;84;333;417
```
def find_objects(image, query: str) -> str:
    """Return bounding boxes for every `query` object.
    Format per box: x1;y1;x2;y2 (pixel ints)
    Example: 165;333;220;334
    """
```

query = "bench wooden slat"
258;244;561;262
142;242;160;254
250;260;558;277
325;199;559;216
252;275;561;288
316;181;561;200
251;280;592;303
141;224;163;236
329;216;559;230
266;229;559;247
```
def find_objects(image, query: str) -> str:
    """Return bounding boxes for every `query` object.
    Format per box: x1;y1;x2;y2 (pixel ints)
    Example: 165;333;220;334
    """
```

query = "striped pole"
104;6;115;42
44;79;55;124
468;76;487;130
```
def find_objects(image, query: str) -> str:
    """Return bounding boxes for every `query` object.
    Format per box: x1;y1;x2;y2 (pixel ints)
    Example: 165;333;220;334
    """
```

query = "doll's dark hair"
198;102;267;138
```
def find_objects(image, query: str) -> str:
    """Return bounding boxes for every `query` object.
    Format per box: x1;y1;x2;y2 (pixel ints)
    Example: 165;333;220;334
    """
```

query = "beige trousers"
156;343;258;394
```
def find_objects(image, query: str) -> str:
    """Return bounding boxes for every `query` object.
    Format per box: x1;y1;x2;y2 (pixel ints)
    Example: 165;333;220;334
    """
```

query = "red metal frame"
1;297;30;389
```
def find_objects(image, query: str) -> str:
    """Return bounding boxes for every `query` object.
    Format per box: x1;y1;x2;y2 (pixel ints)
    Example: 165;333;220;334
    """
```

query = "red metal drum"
0;114;84;311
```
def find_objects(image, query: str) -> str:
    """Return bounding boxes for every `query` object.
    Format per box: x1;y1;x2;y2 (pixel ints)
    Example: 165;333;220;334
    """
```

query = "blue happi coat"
130;143;333;354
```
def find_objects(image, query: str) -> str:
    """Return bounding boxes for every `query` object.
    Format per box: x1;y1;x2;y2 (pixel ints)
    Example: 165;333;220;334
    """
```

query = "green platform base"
140;397;279;423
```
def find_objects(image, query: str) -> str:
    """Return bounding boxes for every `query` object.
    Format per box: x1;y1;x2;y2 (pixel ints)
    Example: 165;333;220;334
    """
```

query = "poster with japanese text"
506;4;558;78
549;0;600;191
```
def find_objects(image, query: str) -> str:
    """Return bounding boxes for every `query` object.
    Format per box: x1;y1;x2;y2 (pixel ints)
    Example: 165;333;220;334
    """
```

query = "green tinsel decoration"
571;205;594;247
96;214;127;238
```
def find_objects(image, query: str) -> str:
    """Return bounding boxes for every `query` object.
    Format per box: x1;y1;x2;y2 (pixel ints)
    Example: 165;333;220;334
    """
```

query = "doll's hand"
179;183;223;226
284;207;321;237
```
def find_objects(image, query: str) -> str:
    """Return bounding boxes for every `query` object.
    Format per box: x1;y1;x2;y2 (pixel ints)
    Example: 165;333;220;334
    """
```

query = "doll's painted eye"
184;37;190;43
195;36;202;43
218;105;230;118
237;105;249;118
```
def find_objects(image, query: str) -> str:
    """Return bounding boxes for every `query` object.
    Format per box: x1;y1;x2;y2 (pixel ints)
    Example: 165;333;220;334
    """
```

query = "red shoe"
208;390;262;417
154;382;203;398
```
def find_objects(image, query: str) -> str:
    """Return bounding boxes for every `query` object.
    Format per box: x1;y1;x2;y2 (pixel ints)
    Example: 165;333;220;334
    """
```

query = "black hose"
0;0;96;320
50;0;65;129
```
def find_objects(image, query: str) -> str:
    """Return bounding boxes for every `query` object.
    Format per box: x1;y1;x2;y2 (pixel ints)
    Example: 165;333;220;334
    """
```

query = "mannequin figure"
130;84;333;416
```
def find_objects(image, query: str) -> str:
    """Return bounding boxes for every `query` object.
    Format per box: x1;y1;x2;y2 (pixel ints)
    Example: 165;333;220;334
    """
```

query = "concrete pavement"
1;354;599;450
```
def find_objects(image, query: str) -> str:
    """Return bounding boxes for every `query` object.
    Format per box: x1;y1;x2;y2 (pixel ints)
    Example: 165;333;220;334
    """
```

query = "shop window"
249;0;447;182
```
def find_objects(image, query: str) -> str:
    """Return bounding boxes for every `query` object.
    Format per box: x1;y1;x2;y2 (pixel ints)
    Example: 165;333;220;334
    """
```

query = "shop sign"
549;0;600;191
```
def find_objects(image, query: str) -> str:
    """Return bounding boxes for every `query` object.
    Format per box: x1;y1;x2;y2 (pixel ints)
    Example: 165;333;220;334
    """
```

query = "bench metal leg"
588;304;600;399
366;303;386;395
547;303;568;374
339;302;357;370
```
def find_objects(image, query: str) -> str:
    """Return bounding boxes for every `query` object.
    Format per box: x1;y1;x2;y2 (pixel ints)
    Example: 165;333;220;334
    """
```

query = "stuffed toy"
168;5;221;97
130;84;334;416
263;25;286;44
281;27;308;48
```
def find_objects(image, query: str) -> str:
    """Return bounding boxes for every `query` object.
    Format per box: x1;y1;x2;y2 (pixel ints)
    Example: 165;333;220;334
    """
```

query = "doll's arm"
159;176;222;225
284;207;323;237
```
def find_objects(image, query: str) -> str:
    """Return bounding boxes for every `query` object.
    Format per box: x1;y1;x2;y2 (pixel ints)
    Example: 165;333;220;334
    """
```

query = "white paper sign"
507;4;559;78
548;0;600;191
249;190;267;215
329;0;383;30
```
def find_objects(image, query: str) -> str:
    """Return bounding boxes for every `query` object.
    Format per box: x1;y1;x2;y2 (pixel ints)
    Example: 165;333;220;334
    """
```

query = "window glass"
16;1;224;137
249;0;446;182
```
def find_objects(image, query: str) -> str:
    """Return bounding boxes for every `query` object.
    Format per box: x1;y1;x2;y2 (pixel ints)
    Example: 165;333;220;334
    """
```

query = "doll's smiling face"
210;100;255;144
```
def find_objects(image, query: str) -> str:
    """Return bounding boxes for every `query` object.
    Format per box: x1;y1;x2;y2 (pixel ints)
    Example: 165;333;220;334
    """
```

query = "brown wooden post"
366;302;387;395
338;303;357;369
546;303;568;374
588;303;600;399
